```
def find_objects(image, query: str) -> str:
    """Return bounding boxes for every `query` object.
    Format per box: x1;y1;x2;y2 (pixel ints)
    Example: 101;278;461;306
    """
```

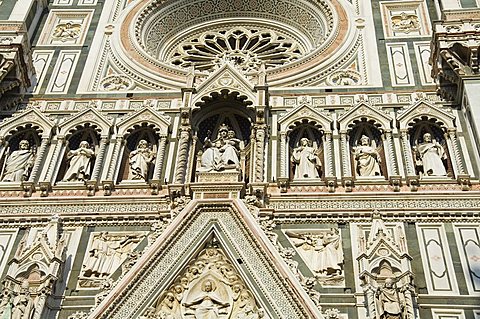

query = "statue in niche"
128;139;156;180
1;140;36;182
286;228;343;276
63;141;95;182
413;132;447;176
199;124;241;172
376;278;404;319
183;279;230;319
290;138;322;179
7;281;34;319
82;232;143;278
145;242;265;319
353;135;381;177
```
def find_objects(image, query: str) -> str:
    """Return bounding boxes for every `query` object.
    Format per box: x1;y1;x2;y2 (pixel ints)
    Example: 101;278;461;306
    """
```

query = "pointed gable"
397;99;455;130
192;63;256;108
116;107;171;136
89;199;321;319
338;102;392;132
278;104;332;132
0;108;54;139
59;108;113;138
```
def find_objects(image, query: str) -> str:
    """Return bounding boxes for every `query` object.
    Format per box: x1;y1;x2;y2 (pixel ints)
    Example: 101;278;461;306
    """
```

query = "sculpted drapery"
128;139;156;180
376;279;404;319
63;141;95;182
1;140;35;182
199;124;241;172
290;138;322;179
354;135;381;177
414;133;447;176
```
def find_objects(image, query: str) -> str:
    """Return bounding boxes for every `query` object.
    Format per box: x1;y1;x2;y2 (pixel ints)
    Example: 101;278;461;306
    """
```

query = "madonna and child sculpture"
198;124;241;172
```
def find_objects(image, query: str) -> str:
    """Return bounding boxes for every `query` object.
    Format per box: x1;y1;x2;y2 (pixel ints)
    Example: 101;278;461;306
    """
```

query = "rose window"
167;27;305;72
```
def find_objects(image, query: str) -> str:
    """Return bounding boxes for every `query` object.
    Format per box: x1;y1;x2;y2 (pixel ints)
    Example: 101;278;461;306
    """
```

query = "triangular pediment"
59;108;112;138
397;100;455;129
192;64;256;108
116;107;171;136
0;108;54;139
278;104;331;132
89;199;321;319
338;102;392;132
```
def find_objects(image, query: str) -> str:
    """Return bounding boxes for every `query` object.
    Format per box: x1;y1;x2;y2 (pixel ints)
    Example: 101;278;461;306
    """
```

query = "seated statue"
63;141;95;182
413;133;447;176
128;140;156;180
1;140;36;182
291;138;322;179
183;279;229;319
198;124;241;172
353;135;382;177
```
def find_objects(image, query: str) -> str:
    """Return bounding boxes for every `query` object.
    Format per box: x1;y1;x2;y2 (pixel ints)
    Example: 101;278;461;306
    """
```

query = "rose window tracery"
167;27;305;72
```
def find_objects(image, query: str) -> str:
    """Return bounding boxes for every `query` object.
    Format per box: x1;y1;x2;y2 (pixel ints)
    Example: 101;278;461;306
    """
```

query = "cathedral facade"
0;0;479;318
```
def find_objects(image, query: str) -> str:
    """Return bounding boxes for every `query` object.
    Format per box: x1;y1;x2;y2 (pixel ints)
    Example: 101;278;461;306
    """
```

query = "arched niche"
347;119;387;179
406;117;453;178
277;104;332;181
338;103;393;179
117;124;160;183
113;108;171;185
191;89;255;182
287;121;324;180
0;125;42;183
397;100;462;179
55;123;101;183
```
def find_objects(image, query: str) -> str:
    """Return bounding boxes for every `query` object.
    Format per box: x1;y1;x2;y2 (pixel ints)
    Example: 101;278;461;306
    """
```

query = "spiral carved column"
91;137;108;180
323;132;333;177
279;132;287;178
252;124;267;183
174;127;191;184
384;131;399;176
45;137;65;182
29;137;49;182
340;132;351;177
153;135;168;180
400;130;415;176
447;129;466;175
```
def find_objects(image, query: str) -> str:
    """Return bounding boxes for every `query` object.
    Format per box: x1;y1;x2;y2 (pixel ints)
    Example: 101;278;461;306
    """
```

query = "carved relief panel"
380;1;432;38
142;240;267;319
285;228;345;287
78;231;146;289
37;10;93;46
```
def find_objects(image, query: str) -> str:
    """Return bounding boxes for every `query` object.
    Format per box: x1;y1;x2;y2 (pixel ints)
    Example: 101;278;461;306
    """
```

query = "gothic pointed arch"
191;63;256;109
116;108;171;137
58;108;113;139
278;104;332;133
397;100;455;130
338;102;392;132
89;200;322;319
0;108;54;140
